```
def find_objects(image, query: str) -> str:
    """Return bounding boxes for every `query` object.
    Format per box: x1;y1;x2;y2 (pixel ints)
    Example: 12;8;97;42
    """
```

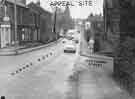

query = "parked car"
73;39;79;44
62;38;68;43
64;43;76;53
66;36;74;40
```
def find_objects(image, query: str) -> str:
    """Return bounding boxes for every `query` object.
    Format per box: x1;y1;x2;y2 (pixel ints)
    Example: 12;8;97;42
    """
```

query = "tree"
55;6;73;33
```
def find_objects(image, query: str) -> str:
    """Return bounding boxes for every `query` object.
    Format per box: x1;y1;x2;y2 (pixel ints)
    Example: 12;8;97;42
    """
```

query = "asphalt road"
0;42;78;99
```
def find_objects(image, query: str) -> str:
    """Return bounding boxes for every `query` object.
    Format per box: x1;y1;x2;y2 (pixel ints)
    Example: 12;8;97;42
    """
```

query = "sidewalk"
68;42;133;99
0;39;62;56
71;56;132;99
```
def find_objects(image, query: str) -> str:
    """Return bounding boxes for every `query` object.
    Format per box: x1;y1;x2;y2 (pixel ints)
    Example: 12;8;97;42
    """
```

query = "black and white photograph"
0;0;134;99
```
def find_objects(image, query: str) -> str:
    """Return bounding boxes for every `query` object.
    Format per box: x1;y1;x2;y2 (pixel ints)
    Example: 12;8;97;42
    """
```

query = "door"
0;24;11;48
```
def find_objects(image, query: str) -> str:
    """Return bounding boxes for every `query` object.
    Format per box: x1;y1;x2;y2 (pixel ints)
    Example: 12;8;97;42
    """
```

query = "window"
106;0;113;8
119;0;131;8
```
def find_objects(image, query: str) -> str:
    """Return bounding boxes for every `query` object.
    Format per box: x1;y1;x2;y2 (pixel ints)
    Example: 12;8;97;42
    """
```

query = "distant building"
28;2;55;43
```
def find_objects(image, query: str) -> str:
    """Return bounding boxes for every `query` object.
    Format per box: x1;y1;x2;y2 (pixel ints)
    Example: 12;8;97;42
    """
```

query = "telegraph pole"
14;0;17;44
53;7;57;39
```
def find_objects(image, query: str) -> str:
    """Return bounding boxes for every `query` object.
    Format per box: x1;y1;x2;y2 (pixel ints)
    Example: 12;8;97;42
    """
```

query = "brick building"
28;2;55;43
104;0;135;95
103;0;120;52
103;0;135;50
0;0;55;48
0;0;28;48
0;0;37;47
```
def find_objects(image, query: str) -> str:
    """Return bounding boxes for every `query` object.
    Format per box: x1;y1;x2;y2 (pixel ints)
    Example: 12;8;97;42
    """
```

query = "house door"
0;24;11;48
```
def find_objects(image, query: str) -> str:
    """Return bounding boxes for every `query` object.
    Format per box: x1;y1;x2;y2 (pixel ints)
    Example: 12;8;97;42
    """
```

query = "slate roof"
6;0;26;7
87;15;103;22
28;2;52;17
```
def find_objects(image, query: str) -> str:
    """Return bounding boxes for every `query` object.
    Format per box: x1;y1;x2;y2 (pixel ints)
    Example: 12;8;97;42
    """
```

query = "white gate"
84;54;114;74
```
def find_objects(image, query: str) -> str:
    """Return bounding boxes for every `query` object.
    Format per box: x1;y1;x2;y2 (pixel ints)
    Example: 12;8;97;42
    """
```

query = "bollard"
97;64;100;68
101;64;103;68
99;64;102;68
42;56;45;59
95;63;97;68
16;70;19;73
98;64;100;68
50;52;53;55
38;58;41;61
30;63;32;66
19;68;22;71
26;65;29;67
11;72;15;76
96;64;99;67
23;67;25;69
1;96;5;99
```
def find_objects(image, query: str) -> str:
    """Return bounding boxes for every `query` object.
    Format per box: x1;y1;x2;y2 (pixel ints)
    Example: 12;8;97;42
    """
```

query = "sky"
27;0;103;19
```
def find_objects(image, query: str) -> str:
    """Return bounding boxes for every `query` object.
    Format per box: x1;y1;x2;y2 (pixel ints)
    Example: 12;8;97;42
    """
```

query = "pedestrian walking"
88;38;94;54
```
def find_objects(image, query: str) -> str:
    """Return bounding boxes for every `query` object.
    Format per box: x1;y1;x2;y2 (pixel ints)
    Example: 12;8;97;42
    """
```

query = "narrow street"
0;40;78;99
0;39;132;99
0;0;135;99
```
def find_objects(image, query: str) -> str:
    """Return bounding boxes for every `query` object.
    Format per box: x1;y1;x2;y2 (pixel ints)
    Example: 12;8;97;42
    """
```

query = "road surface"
0;38;132;99
0;40;79;99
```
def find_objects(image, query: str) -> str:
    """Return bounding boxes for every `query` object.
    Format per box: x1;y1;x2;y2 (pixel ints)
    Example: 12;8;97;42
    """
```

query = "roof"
28;2;52;16
87;15;103;22
103;0;120;9
6;0;26;7
103;0;113;8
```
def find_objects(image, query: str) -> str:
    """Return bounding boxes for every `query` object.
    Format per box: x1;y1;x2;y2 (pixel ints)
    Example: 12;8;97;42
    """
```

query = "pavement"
69;40;133;99
71;56;132;99
0;39;61;56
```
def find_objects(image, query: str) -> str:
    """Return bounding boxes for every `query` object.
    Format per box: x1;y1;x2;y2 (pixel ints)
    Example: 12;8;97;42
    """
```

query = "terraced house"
28;2;55;44
0;0;55;48
0;0;28;48
103;0;135;51
104;0;135;95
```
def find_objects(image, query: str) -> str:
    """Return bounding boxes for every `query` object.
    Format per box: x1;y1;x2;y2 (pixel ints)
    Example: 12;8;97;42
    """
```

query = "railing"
84;54;114;73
